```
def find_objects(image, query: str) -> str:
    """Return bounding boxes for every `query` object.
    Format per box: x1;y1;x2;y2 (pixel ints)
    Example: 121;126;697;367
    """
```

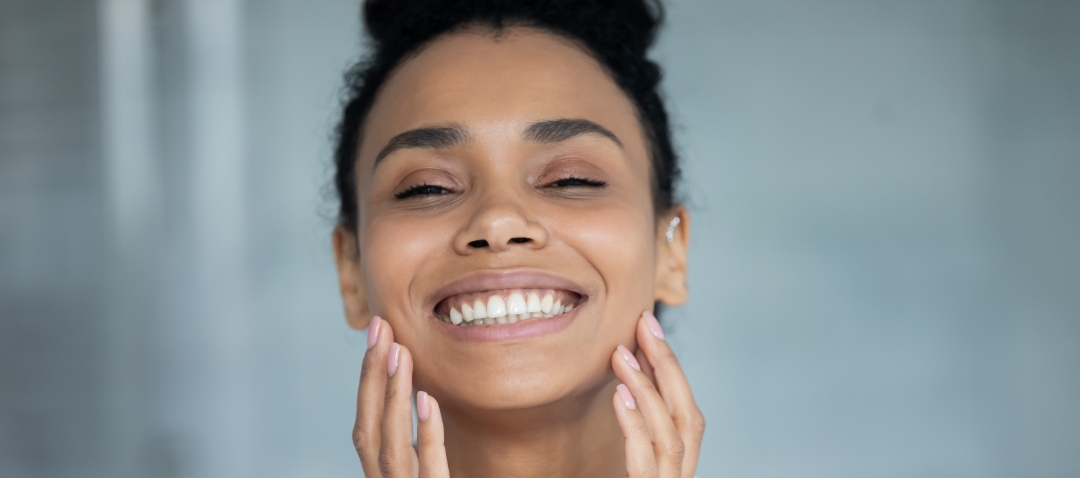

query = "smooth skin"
333;27;702;477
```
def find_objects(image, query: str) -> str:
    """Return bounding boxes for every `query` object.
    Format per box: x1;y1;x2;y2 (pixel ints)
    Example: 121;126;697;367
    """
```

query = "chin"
412;313;617;413
421;358;614;414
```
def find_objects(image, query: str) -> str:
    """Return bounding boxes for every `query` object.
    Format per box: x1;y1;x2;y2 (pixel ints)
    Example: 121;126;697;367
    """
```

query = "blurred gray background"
1;0;1077;476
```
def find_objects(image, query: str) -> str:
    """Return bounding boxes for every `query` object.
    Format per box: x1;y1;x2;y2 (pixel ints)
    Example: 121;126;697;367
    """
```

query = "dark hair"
333;0;680;230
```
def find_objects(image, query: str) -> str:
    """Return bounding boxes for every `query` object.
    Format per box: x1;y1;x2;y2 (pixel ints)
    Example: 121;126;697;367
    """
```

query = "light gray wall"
0;0;111;476
658;1;1080;476
0;0;1077;477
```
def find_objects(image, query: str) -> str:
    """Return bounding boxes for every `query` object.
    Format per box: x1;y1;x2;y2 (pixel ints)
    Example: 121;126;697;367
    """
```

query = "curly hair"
332;0;680;230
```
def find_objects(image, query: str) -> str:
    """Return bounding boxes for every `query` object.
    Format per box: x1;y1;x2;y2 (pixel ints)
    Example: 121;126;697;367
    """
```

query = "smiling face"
333;27;689;412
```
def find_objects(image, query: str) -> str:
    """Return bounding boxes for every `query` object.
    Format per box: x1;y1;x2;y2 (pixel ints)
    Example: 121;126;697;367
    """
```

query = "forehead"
358;27;647;168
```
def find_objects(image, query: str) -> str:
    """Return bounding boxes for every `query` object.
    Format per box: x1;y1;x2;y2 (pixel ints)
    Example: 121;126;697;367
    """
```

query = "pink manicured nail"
417;391;431;421
644;311;664;340
617;345;641;371
387;342;400;376
616;384;637;410
367;316;382;349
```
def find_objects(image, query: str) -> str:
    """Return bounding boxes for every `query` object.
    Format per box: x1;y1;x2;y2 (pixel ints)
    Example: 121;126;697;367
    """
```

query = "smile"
435;289;583;326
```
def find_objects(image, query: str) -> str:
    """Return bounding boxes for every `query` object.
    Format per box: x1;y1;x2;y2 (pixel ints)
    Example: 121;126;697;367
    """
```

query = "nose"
453;195;548;254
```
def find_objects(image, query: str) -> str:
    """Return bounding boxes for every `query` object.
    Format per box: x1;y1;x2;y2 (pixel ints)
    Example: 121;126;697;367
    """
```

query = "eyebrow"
372;119;622;168
523;119;623;148
374;124;468;166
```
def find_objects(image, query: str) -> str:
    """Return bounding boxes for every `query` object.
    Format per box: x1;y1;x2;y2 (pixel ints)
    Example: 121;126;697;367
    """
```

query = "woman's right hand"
354;316;450;478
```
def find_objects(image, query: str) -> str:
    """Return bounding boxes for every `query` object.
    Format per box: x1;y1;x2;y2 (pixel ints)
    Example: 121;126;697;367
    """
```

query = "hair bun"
362;0;661;57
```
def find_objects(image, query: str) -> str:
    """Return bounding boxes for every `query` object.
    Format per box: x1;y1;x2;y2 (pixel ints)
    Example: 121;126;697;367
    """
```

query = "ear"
654;206;690;306
332;226;373;330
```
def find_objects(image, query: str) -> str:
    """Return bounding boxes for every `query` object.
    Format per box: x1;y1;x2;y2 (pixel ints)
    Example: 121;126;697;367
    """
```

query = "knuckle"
352;425;374;454
673;437;686;457
659;436;685;461
378;448;397;475
384;383;399;401
688;411;707;438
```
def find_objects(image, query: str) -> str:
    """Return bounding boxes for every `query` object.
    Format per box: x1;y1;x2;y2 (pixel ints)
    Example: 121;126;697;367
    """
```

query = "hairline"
345;21;670;230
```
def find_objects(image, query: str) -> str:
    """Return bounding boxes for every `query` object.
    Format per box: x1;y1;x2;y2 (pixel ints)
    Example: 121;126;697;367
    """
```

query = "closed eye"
394;183;451;199
548;176;607;188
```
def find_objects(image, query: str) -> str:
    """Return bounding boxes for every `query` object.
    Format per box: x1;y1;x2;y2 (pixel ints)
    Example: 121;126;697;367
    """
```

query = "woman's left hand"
611;311;706;478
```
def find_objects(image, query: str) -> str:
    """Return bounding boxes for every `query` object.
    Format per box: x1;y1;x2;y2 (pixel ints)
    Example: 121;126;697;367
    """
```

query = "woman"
330;0;703;476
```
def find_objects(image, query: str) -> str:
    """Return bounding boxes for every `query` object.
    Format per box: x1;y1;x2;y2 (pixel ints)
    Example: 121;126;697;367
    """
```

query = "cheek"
361;215;449;321
555;200;655;322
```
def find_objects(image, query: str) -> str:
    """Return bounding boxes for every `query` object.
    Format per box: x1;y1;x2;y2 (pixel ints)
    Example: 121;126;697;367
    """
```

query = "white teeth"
527;292;542;313
444;291;578;326
473;299;487;319
540;293;554;314
507;292;527;315
487;295;507;318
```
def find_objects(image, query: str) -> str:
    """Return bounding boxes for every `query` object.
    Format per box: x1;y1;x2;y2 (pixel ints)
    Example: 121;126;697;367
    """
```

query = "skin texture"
332;27;700;478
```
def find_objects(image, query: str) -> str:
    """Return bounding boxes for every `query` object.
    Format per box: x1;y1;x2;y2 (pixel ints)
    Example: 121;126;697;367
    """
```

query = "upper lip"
425;269;588;312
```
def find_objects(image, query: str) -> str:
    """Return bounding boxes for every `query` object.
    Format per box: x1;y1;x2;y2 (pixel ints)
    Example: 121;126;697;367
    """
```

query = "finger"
636;312;705;477
354;316;395;477
379;343;418;477
416;392;451;478
614;345;684;478
637;348;656;386
613;384;657;478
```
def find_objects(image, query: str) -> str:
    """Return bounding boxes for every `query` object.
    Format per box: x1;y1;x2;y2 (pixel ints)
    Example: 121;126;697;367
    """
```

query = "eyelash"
547;176;608;188
394;183;450;199
393;176;606;200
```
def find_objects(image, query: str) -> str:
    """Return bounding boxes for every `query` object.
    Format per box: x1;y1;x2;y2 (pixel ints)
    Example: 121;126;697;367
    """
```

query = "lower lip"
432;306;581;342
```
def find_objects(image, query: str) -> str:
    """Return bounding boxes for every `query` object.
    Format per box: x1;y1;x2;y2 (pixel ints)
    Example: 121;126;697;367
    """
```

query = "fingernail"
616;384;637;410
416;391;430;421
617;345;641;371
367;316;382;349
644;311;664;340
387;342;400;377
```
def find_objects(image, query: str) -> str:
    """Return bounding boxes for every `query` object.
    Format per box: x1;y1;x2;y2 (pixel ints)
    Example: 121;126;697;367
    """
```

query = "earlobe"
332;226;373;330
654;207;690;306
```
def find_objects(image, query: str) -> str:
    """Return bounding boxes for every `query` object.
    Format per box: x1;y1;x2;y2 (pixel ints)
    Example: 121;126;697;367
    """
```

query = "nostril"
509;237;531;244
468;239;489;248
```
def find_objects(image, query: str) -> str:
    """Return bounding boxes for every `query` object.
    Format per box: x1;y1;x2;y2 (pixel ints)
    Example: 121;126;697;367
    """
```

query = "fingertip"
611;356;631;389
643;310;664;340
617;344;642;371
417;391;430;421
636;312;674;368
428;395;443;424
383;319;396;343
616;383;637;410
612;391;634;435
387;342;401;376
366;316;382;349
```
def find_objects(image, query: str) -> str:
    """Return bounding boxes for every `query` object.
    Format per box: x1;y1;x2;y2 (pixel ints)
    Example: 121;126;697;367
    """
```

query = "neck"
441;379;624;478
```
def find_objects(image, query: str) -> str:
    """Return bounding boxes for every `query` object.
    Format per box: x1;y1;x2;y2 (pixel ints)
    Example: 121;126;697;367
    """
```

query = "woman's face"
335;28;688;411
